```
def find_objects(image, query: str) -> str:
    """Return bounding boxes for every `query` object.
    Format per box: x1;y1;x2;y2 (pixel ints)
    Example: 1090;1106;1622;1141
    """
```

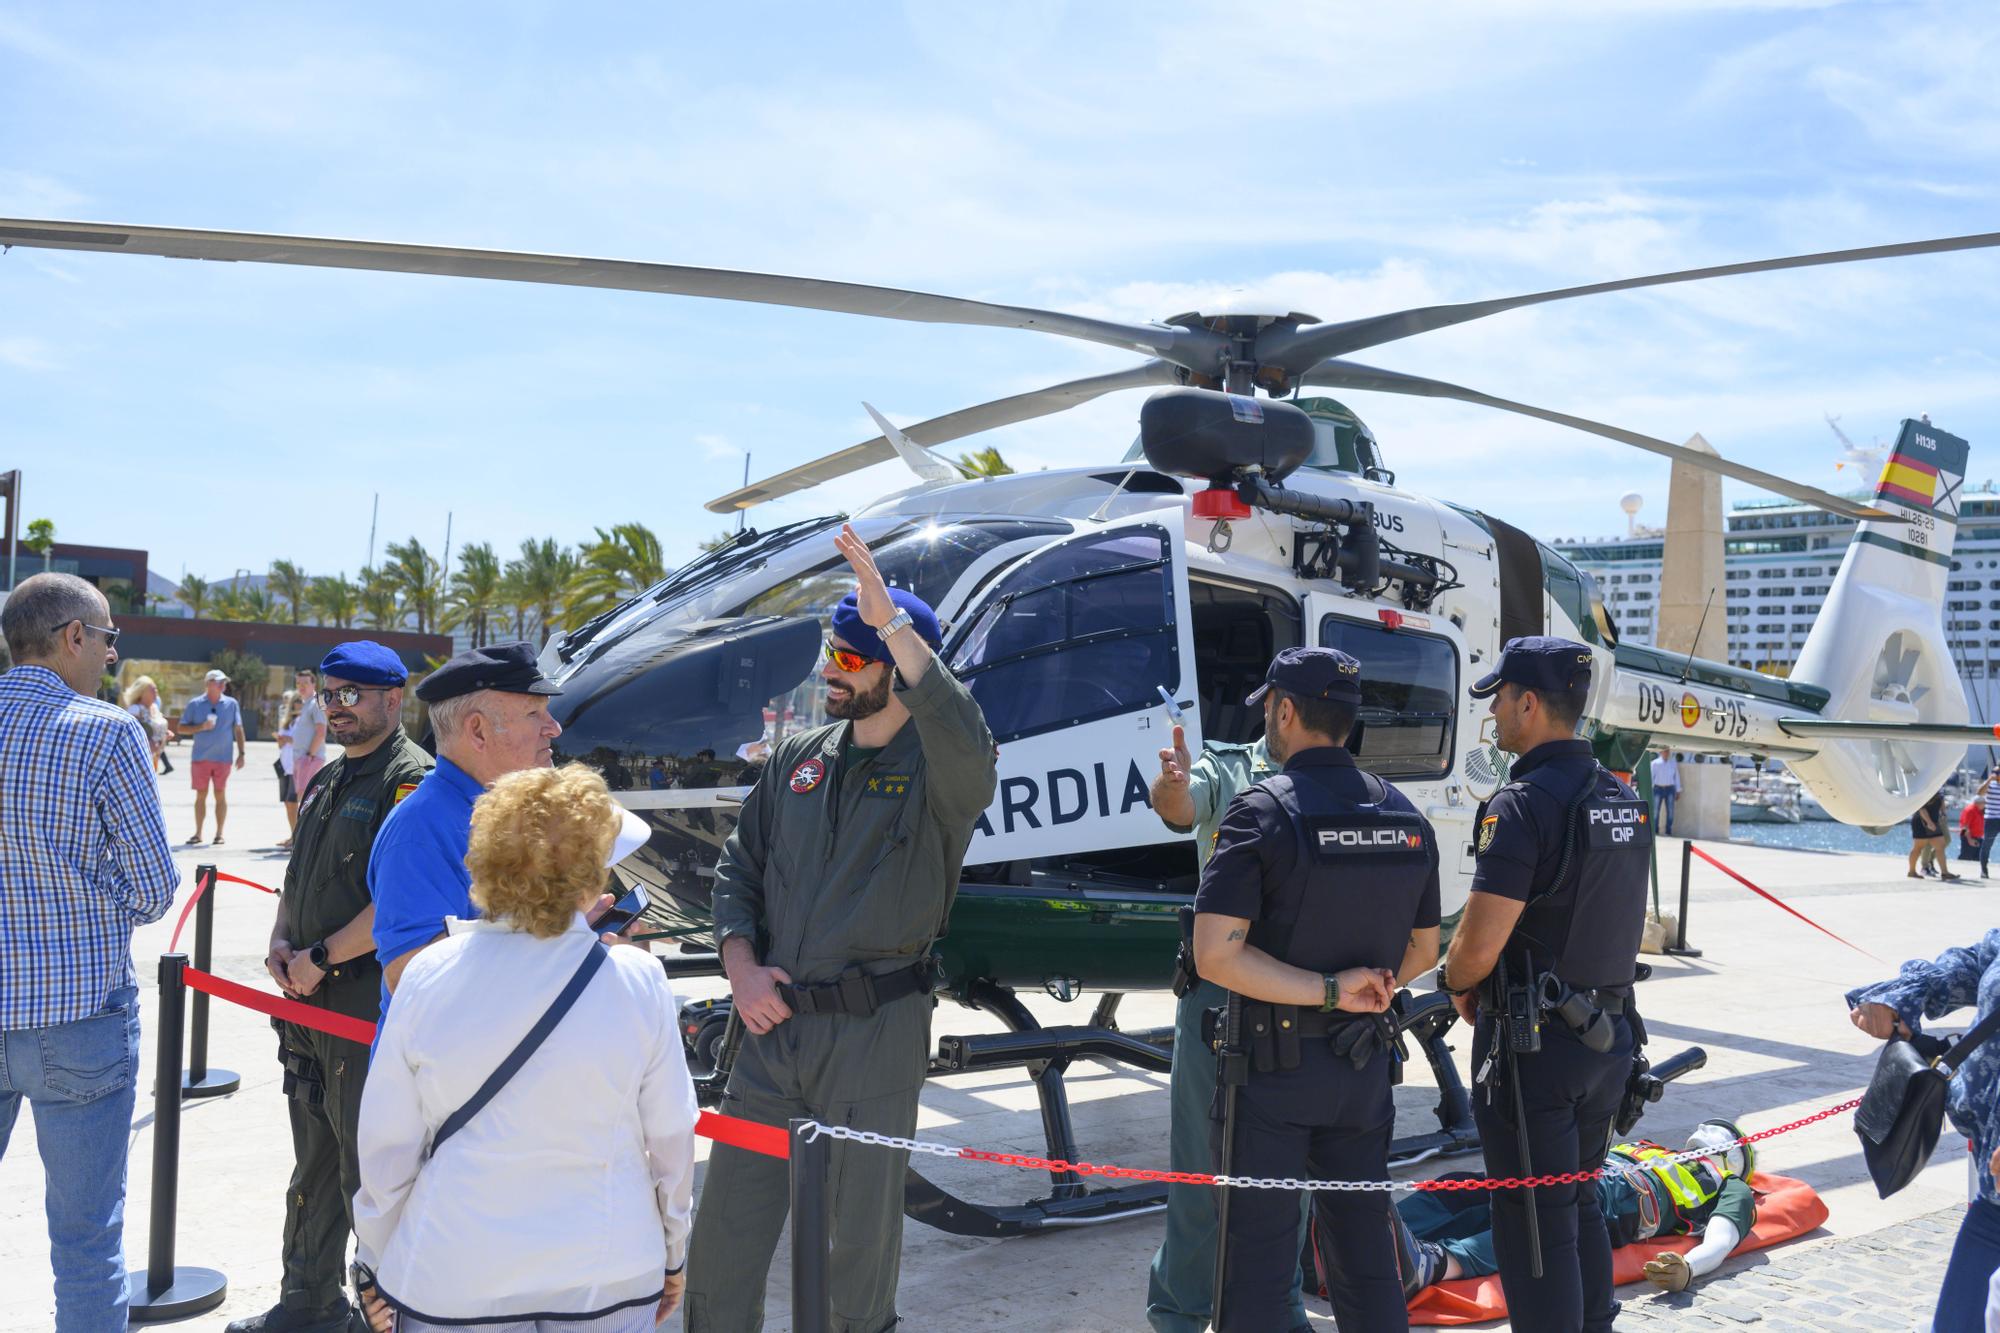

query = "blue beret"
829;588;941;663
1469;636;1594;699
1245;646;1364;706
319;640;409;686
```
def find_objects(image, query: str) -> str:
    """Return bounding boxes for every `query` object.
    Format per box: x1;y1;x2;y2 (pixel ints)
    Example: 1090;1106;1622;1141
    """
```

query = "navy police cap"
319;640;408;687
1468;635;1594;699
416;641;562;703
1245;646;1364;707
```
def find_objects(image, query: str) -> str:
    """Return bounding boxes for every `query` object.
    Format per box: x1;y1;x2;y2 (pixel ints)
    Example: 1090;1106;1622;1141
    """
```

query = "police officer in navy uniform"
1194;647;1442;1332
1438;636;1652;1333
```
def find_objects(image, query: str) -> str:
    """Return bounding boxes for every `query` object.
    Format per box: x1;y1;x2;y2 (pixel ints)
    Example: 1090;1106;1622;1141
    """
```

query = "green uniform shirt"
711;659;997;985
283;729;434;946
1163;738;1275;868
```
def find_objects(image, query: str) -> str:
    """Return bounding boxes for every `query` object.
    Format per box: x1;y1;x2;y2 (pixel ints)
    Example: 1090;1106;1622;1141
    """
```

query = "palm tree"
953;446;1015;479
268;559;310;624
237;585;280;622
178;573;211;620
309;573;359;629
506;537;577;643
567;522;666;623
382;537;443;634
443;541;505;647
208;582;246;621
357;565;402;631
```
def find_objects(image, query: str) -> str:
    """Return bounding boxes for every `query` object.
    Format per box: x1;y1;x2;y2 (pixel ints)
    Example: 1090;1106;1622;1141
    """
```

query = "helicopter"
3;217;1997;1239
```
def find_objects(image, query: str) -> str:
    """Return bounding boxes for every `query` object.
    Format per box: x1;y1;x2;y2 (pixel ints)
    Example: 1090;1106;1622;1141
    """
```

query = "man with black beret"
368;641;566;1016
233;642;433;1333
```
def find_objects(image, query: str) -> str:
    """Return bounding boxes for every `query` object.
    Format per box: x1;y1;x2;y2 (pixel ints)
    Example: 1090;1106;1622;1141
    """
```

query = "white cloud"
0;337;59;372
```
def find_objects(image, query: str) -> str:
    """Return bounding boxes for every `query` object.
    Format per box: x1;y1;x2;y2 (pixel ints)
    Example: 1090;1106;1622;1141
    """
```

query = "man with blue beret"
1440;635;1651;1333
686;524;998;1332
1193;646;1440;1330
233;642;432;1333
369;642;563;1018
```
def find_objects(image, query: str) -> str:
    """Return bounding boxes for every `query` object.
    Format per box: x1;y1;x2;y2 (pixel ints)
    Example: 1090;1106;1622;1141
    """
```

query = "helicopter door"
946;507;1198;863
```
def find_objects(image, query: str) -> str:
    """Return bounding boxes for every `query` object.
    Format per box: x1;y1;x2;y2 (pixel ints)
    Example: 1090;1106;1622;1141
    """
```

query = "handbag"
1853;1001;2000;1198
427;941;609;1159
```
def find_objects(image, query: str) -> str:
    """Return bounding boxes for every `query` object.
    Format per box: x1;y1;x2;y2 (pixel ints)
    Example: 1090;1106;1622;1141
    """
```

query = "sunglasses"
822;640;881;674
319;684;394;707
50;619;119;649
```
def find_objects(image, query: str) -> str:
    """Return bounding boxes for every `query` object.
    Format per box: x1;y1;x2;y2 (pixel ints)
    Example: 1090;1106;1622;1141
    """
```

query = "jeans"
1653;786;1677;836
1934;1196;2000;1333
1982;830;1998;878
0;986;143;1333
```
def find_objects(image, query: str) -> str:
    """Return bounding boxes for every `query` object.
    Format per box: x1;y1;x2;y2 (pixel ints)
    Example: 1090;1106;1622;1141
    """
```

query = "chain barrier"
790;1096;1865;1193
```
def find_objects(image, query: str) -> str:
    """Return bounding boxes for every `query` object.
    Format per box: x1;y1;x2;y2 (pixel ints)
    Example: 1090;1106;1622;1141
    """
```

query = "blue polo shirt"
368;755;482;1022
178;694;242;763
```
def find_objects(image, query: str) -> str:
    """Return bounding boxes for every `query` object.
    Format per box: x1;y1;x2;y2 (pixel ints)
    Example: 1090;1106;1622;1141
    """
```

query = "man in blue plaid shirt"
0;572;179;1331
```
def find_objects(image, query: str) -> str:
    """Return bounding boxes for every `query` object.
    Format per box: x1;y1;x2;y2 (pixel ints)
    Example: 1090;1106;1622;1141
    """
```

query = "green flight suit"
685;661;996;1333
272;729;432;1314
1145;739;1311;1333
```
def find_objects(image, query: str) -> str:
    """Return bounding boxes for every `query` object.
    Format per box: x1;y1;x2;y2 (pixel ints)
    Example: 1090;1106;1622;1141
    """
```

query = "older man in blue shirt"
0;573;178;1331
369;643;564;1017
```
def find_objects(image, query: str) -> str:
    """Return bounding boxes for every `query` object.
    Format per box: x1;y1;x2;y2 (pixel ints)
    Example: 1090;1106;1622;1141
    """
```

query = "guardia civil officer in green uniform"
1438;637;1651;1333
229;642;433;1333
1146;724;1314;1333
684;524;997;1333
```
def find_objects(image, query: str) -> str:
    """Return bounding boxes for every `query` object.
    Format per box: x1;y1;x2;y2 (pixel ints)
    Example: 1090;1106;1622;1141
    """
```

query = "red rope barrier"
696;1111;791;1159
1688;844;1886;963
167;866;281;953
183;968;379;1047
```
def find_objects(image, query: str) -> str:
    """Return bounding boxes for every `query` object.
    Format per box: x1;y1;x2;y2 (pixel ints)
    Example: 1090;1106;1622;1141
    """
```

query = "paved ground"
0;742;1988;1331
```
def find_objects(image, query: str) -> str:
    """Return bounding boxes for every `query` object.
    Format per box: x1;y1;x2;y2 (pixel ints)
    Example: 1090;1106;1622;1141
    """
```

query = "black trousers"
275;976;376;1312
1215;1045;1406;1333
1469;1012;1633;1333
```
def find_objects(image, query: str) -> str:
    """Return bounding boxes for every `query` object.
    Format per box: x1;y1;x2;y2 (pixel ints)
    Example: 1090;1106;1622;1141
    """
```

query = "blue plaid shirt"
0;665;179;1029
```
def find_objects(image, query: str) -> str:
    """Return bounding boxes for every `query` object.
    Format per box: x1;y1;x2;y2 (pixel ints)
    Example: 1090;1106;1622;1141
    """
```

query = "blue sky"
2;2;1997;590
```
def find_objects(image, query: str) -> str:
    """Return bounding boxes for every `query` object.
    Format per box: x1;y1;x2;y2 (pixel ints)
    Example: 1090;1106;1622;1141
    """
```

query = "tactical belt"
778;961;933;1018
1208;1002;1402;1078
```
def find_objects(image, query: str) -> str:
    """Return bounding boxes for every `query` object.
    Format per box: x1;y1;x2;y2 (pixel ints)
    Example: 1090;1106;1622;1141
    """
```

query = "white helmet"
1685;1119;1753;1181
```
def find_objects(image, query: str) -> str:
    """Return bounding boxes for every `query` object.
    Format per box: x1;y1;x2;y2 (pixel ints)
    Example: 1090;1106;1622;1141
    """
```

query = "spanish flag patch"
393;782;420;805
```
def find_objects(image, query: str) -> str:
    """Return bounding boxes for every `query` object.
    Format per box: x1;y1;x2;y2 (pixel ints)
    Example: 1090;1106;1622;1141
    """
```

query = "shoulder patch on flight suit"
1477;815;1499;854
392;781;420;805
862;773;911;798
337;795;378;821
789;757;826;794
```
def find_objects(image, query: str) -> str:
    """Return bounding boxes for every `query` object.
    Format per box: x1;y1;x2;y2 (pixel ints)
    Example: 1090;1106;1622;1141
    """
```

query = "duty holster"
1171;905;1199;999
273;1020;326;1108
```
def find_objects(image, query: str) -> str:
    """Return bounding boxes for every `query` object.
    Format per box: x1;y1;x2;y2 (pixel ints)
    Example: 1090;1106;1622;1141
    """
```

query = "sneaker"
224;1300;353;1333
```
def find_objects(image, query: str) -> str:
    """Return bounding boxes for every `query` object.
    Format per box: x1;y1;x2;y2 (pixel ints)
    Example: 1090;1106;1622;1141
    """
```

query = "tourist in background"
1960;795;1984;866
352;764;694;1332
275;688;300;851
1911;788;1959;881
122;675;172;776
1981;770;2000;879
291;667;328;796
0;572;179;1331
176;667;245;845
1649;746;1680;836
1848;930;2000;1331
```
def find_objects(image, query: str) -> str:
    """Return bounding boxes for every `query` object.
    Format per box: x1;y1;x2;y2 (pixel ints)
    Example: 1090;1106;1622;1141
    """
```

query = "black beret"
416;641;561;704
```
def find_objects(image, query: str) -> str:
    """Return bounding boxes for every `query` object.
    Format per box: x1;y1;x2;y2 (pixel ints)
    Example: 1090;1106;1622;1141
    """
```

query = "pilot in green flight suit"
1146;728;1313;1333
684;525;997;1333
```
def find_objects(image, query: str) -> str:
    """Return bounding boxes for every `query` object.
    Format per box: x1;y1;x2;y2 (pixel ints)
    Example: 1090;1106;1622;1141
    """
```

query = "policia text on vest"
1192;645;1442;1333
1441;636;1654;1333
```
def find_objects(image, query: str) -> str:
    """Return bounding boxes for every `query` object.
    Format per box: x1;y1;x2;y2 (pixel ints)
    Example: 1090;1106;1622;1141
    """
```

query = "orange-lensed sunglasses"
822;640;881;673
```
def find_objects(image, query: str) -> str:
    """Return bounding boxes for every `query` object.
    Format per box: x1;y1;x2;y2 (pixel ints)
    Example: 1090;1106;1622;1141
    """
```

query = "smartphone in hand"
591;884;650;936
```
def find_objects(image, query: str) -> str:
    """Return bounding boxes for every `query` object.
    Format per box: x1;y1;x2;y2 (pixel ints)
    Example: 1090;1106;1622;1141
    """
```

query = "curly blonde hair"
467;764;617;939
122;675;159;708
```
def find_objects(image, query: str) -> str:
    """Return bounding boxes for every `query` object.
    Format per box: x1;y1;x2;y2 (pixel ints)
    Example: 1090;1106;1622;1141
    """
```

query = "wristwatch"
307;941;331;970
1320;973;1341;1013
879;609;915;642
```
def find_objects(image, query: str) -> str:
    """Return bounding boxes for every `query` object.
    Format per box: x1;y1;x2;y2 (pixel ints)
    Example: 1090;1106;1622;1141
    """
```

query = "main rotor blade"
705;360;1178;513
1300;358;1893;521
0;218;1224;366
1262;230;2000;371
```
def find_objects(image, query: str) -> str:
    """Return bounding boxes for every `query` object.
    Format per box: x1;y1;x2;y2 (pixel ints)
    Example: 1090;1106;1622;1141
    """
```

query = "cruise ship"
1552;485;2000;747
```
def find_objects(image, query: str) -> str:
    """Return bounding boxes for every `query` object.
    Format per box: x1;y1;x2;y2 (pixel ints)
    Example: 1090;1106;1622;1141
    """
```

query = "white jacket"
353;913;698;1324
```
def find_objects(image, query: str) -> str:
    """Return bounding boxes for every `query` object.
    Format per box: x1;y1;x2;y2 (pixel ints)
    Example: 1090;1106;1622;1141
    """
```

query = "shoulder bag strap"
428;941;610;1158
1938;1001;2000;1076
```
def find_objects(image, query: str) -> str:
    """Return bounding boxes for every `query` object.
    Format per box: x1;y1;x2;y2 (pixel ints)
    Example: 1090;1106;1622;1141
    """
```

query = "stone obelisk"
1654;432;1730;839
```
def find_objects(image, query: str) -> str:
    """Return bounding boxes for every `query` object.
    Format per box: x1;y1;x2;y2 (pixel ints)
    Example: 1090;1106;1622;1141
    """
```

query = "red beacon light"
1191;483;1251;522
1377;609;1405;631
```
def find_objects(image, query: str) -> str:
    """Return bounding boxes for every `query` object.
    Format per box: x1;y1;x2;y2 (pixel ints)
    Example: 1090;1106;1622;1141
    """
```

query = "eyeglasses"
822;640;880;674
319;685;394;707
50;620;119;649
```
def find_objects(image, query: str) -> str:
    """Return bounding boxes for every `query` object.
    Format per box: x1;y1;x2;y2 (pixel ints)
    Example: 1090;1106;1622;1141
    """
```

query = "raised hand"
1157;724;1193;786
834;523;895;629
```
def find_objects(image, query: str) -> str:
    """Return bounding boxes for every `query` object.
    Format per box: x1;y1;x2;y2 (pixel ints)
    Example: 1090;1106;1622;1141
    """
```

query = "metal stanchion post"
127;952;229;1321
1665;840;1703;958
789;1118;833;1333
183;865;240;1098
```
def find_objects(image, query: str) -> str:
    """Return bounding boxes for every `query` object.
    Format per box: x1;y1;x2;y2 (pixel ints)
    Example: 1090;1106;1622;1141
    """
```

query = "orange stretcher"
1407;1172;1830;1326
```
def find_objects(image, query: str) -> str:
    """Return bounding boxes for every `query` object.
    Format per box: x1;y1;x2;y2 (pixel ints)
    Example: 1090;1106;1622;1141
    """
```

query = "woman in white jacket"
353;764;697;1331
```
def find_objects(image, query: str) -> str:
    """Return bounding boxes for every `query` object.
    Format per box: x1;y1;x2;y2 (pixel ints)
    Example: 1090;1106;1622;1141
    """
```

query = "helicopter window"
731;519;1070;625
1189;579;1302;744
1317;617;1458;780
950;527;1179;743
